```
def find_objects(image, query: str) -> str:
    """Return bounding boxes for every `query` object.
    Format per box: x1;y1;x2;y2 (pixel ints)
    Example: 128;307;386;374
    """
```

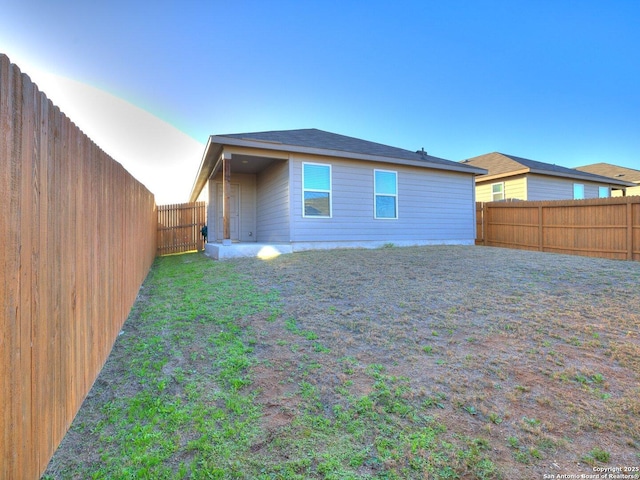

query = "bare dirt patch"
232;245;640;478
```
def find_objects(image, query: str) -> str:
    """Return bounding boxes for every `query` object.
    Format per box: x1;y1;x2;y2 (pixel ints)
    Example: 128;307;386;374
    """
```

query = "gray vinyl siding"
527;174;612;200
237;175;256;241
256;160;290;242
289;156;476;243
209;173;256;242
585;183;608;198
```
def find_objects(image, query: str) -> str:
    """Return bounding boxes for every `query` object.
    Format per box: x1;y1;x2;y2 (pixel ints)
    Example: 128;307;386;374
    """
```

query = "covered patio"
189;133;292;252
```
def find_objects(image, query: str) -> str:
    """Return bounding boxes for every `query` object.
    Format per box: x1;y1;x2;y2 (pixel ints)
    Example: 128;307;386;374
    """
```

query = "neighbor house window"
374;169;398;219
302;162;331;217
491;182;505;201
598;186;609;198
573;183;585;199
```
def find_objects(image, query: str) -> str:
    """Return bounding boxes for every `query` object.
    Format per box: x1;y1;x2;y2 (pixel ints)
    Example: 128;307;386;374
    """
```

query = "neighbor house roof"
574;163;640;185
460;152;634;187
190;129;487;201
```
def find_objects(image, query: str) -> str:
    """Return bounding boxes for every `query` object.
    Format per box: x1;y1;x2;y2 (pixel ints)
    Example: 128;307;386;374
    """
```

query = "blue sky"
1;0;639;202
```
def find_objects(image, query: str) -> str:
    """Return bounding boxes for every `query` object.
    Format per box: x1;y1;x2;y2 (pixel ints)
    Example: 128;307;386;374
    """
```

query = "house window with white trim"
598;186;609;198
374;169;398;219
491;182;505;201
573;183;585;199
302;162;331;217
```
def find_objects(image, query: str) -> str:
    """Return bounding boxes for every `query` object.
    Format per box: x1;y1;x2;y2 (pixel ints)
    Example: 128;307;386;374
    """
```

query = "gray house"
189;129;486;259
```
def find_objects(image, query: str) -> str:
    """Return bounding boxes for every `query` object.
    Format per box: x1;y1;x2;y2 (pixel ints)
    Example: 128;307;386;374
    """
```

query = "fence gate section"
157;202;207;255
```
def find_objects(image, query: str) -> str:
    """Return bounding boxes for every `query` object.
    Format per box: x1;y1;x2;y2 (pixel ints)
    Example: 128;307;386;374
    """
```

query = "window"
491;182;505;201
598;186;609;198
374;169;398;219
302;163;331;217
573;183;585;199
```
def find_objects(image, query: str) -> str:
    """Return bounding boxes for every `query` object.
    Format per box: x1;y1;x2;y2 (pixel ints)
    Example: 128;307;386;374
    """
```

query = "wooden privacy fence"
1;54;157;479
477;196;640;261
157;201;206;255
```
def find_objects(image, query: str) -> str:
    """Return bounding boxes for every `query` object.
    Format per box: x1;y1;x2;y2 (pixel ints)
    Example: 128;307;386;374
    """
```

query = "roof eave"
193;135;487;179
189;136;221;202
528;168;635;186
475;168;530;182
474;168;634;187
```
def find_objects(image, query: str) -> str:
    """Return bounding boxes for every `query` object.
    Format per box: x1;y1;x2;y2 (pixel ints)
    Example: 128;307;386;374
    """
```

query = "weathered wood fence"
476;197;640;261
157;201;206;255
1;54;157;479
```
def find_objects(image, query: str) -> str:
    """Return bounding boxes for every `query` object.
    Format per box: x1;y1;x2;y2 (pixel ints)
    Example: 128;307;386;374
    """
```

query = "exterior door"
216;183;240;241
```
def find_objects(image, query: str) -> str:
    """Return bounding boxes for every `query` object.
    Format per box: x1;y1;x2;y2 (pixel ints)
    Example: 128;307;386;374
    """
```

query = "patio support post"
222;152;231;245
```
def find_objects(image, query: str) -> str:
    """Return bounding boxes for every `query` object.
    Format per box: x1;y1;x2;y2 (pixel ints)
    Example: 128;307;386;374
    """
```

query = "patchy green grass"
44;255;280;479
44;247;640;479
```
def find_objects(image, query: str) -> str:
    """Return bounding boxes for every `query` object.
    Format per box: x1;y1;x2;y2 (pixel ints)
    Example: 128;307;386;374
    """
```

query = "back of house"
189;129;486;258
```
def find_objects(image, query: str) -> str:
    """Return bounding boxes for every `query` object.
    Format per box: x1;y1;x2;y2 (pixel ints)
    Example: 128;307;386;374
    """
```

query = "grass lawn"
43;246;640;479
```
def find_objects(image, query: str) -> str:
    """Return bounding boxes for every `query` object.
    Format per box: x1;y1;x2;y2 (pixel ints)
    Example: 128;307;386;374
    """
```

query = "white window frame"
491;182;505;201
302;162;332;218
374;169;398;219
598;186;609;198
573;183;585;200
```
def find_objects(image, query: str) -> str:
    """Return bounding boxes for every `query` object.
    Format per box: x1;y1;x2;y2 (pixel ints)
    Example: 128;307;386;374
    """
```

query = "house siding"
475;183;492;203
289;155;475;243
612;185;640;197
208;173;256;242
506;177;527;200
527;174;610;200
476;176;527;202
256;160;290;242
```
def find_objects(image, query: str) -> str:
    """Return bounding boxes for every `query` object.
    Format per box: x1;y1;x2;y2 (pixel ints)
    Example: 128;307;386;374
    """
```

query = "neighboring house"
461;152;633;202
189;128;486;258
574;163;640;197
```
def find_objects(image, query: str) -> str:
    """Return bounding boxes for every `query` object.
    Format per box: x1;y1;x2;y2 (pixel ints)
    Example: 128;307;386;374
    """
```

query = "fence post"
538;205;544;252
482;202;488;246
627;198;633;261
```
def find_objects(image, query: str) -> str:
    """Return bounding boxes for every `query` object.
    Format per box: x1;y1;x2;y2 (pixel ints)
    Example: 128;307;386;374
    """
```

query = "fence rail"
477;196;640;261
157;201;206;255
0;54;157;479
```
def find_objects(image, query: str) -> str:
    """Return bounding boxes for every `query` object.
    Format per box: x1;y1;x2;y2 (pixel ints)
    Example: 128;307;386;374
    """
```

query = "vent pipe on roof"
416;147;427;157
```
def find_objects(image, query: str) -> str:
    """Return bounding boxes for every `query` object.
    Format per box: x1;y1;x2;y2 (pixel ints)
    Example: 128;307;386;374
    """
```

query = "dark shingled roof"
575;162;640;184
190;128;486;201
218;128;472;170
